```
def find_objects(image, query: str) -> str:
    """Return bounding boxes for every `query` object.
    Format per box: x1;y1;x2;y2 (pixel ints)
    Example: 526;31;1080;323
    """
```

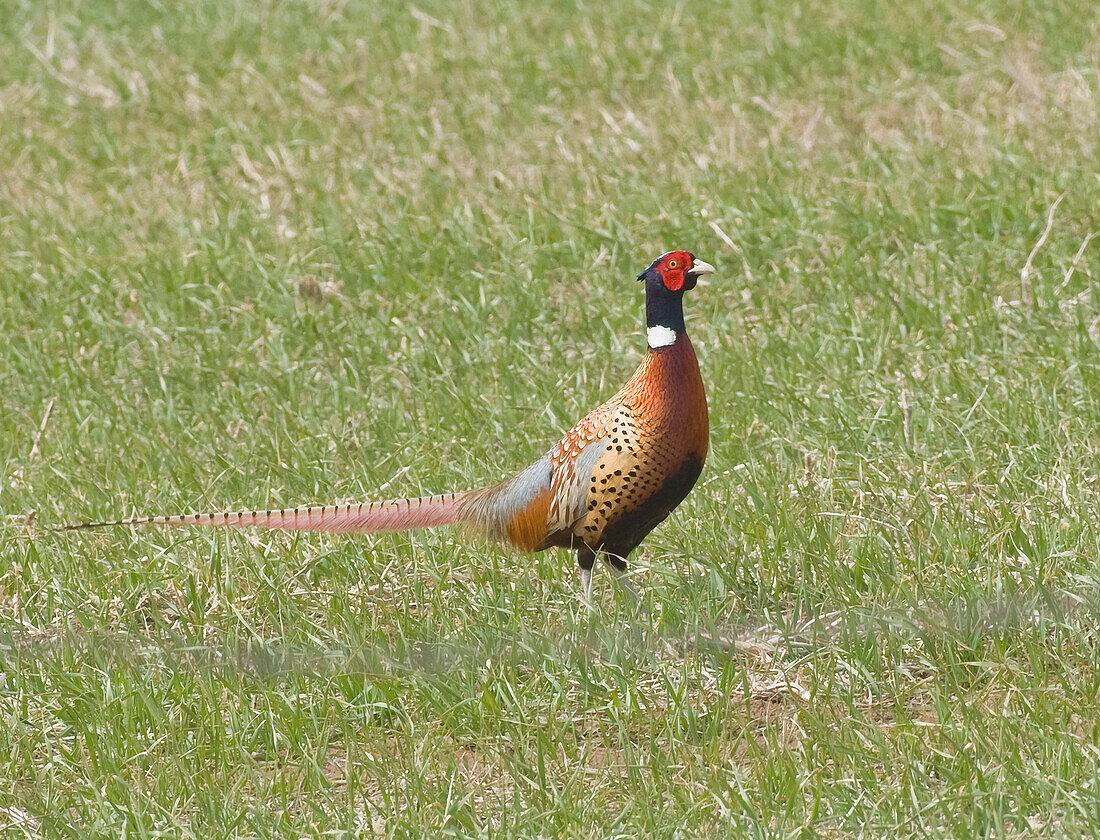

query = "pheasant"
65;250;715;599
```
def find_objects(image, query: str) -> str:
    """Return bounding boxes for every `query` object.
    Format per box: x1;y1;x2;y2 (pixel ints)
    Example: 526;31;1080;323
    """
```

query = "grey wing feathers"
548;438;608;534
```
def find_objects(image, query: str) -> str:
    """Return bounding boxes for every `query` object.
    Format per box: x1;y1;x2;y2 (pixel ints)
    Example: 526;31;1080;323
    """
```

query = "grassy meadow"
2;0;1100;835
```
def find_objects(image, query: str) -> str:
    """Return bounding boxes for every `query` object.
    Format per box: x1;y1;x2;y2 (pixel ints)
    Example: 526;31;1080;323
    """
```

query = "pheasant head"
637;250;715;348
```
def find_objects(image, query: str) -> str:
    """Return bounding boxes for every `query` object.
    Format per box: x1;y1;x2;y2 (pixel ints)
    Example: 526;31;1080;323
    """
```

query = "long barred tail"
61;492;473;535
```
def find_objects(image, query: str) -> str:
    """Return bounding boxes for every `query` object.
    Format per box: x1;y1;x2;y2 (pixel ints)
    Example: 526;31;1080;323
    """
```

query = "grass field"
2;0;1100;836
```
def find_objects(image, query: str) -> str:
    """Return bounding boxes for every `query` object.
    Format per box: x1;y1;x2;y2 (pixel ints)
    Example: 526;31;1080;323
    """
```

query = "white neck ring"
647;325;677;349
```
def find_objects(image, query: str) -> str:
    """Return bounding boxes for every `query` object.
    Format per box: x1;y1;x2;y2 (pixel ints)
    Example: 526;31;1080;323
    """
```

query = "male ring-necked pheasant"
66;251;715;598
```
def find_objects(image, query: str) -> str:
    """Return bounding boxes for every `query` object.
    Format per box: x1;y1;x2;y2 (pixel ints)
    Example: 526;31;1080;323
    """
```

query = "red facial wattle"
662;268;685;291
657;251;693;291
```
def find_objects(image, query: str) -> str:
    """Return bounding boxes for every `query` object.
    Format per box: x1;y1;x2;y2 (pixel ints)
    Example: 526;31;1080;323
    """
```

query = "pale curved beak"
688;259;716;278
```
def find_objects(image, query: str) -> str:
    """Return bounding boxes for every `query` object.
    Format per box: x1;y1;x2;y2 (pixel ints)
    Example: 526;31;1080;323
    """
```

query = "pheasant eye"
667;259;678;269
